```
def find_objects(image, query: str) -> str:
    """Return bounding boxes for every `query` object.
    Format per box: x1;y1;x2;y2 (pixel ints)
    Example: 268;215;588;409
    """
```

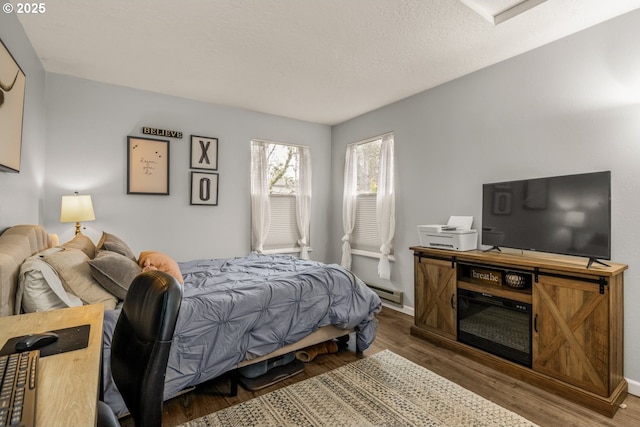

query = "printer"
417;216;478;252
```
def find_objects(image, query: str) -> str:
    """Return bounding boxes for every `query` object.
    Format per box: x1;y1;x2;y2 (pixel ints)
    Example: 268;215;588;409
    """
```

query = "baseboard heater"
365;282;403;305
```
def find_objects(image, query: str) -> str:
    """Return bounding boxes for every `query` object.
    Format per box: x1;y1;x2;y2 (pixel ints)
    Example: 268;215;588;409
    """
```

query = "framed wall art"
524;180;548;210
190;171;218;206
190;135;218;170
127;136;170;195
492;191;512;215
0;38;26;173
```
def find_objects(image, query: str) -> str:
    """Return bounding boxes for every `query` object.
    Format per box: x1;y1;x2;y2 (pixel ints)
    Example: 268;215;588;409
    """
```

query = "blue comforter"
102;253;382;415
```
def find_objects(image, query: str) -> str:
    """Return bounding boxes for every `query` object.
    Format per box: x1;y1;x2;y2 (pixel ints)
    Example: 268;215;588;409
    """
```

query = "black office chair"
97;270;183;427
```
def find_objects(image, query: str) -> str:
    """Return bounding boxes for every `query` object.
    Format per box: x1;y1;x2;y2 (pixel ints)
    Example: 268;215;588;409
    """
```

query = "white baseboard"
627;378;640;397
380;303;640;399
381;302;414;316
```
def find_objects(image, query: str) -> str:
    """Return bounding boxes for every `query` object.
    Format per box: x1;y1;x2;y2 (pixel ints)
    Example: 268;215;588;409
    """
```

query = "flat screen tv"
482;171;611;267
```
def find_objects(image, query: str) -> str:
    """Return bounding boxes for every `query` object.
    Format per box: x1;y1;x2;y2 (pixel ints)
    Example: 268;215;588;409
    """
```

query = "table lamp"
60;192;95;235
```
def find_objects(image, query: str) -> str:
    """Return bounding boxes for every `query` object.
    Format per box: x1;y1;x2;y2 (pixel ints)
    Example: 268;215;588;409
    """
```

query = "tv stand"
410;246;627;417
482;245;501;253
587;257;611;269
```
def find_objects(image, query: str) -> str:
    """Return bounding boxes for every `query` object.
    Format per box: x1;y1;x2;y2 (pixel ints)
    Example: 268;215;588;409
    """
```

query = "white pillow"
17;248;83;313
44;248;118;310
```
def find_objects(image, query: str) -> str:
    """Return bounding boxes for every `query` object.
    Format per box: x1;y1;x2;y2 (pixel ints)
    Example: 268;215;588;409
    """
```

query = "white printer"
417;216;478;252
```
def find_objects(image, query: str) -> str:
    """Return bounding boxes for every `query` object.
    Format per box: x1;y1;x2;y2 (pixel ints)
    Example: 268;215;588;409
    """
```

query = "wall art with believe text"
127;136;170;195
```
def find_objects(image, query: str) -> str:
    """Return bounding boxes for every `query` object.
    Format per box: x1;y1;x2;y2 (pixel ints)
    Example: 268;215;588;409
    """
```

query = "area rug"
178;349;537;427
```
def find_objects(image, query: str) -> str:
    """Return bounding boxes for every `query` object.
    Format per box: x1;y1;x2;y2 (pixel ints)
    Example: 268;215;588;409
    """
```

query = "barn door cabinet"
414;255;456;339
410;246;628;417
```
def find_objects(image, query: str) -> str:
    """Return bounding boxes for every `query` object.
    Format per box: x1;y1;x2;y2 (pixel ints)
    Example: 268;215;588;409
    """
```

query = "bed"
0;224;382;416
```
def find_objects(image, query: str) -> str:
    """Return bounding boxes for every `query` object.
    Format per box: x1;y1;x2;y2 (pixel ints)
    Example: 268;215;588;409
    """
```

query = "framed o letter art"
127;136;170;195
190;135;218;170
0;38;26;173
191;171;218;206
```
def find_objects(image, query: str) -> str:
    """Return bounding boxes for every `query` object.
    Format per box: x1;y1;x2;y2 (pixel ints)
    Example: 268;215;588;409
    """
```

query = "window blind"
264;195;299;250
351;194;380;253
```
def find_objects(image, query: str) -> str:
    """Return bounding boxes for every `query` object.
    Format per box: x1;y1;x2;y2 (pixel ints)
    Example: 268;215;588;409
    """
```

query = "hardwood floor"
121;307;640;426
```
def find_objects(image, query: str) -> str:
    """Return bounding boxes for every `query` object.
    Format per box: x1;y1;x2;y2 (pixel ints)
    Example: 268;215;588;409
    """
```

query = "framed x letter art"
190;135;218;170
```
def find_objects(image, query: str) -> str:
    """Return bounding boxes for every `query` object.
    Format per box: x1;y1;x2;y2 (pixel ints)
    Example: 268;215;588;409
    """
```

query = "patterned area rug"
178;350;537;427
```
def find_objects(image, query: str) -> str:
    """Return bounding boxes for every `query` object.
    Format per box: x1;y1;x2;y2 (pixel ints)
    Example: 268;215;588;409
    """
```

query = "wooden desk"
0;304;104;427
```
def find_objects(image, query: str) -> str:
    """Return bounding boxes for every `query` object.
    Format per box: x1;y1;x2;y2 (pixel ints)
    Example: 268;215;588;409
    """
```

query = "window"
264;143;300;251
351;139;381;253
251;140;311;258
341;133;395;279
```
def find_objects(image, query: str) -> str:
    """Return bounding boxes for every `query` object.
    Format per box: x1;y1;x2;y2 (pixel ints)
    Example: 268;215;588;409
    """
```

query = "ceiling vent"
461;0;548;25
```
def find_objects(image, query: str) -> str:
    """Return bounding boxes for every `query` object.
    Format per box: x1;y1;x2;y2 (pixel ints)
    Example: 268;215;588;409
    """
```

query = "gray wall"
331;9;640;392
43;74;332;262
0;13;46;228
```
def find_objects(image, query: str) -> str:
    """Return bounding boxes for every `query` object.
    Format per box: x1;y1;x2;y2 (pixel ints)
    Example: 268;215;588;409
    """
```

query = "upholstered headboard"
0;225;56;316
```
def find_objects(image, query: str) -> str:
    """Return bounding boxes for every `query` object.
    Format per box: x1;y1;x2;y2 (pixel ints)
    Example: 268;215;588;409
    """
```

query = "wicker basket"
504;272;527;289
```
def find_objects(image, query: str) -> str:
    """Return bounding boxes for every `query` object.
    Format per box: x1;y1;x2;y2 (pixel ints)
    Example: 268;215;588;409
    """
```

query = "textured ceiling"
16;0;640;125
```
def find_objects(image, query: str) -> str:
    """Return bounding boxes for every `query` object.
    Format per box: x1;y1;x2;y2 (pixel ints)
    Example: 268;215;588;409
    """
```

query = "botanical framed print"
190;135;218;170
190;171;218;206
0;38;26;173
127;136;170;195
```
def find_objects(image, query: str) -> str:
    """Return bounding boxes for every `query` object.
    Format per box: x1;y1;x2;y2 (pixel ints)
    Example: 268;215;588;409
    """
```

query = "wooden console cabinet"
410;246;627;417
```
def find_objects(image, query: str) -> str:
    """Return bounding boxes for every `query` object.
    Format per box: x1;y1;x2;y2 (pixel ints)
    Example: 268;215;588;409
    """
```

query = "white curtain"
250;141;270;253
376;134;395;279
341;144;358;269
295;146;312;259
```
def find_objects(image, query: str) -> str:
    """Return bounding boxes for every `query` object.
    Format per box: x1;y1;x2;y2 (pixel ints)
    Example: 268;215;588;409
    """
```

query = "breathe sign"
470;268;502;286
142;127;183;139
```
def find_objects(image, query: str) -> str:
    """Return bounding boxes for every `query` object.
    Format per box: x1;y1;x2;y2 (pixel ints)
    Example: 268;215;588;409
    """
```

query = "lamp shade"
60;194;95;223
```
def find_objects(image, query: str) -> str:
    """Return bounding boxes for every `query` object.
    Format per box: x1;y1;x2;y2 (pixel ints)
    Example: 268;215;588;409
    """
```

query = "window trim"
350;249;395;261
345;132;395;262
261;247;314;255
251;140;312;255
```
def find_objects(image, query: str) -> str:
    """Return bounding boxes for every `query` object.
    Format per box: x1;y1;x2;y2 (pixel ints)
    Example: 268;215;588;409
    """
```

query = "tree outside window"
356;139;381;194
268;144;299;194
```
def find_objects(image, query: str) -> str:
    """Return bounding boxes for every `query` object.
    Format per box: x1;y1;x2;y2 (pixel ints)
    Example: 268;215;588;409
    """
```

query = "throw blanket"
102;253;382;416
